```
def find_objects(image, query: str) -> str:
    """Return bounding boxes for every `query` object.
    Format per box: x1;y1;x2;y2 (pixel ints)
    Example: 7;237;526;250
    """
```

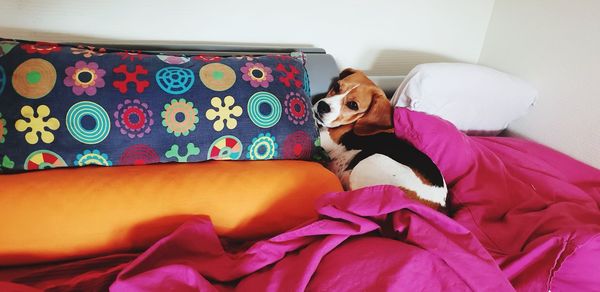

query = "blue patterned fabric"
0;39;318;172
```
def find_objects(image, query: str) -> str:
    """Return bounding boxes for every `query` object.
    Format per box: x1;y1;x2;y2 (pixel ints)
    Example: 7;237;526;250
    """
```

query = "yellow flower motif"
205;95;243;131
15;105;60;144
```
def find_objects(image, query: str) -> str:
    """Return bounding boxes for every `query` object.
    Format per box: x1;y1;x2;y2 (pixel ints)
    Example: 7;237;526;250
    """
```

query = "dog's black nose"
317;101;330;114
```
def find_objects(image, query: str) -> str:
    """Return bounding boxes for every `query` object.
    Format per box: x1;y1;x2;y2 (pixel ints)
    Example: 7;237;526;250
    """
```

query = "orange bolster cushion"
0;161;342;266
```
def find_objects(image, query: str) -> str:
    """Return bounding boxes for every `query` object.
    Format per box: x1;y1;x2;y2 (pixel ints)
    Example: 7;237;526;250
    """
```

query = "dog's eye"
346;101;359;110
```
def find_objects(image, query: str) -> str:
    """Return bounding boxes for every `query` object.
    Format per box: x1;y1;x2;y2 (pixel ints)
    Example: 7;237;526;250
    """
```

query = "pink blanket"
2;108;599;291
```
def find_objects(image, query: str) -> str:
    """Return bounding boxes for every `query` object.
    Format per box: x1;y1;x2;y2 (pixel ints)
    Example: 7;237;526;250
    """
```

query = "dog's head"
313;68;393;137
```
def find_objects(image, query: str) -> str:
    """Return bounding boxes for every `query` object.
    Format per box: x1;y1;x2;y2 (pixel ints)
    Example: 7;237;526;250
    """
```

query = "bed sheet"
2;107;599;291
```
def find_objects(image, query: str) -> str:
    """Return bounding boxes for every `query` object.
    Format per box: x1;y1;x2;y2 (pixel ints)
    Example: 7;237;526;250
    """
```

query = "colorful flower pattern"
120;144;160;165
24;150;67;170
205;96;243;131
70;45;106;58
284;92;309;125
114;99;154;138
21;42;61;54
74;149;112;167
0;39;317;171
64;61;106;96
246;132;278;160
241;62;273;88
14;105;60;144
161;98;199;137
282;130;312;159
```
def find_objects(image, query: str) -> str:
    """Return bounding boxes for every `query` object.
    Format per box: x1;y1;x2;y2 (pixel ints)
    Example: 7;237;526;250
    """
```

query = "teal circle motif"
156;67;195;94
0;65;6;97
66;101;111;144
247;91;282;128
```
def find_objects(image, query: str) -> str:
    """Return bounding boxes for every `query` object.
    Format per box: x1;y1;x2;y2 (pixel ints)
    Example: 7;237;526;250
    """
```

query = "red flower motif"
71;45;106;58
114;99;154;139
282;131;312;159
193;55;222;62
117;50;147;61
21;42;61;54
284;92;309;125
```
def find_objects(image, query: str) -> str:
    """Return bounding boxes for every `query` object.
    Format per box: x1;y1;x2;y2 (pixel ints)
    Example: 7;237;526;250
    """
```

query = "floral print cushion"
0;39;318;172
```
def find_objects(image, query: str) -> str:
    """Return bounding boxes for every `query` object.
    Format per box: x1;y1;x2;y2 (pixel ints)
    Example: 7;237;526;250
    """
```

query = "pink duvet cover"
2;107;599;291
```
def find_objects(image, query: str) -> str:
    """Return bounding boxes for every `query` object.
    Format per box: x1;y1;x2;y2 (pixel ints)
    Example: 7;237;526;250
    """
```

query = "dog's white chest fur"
320;129;360;184
320;129;447;206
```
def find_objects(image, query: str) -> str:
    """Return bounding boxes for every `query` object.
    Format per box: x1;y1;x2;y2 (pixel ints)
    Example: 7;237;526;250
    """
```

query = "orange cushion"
0;161;342;266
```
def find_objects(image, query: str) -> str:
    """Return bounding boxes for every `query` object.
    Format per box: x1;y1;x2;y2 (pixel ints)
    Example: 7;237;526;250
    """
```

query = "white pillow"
390;63;537;135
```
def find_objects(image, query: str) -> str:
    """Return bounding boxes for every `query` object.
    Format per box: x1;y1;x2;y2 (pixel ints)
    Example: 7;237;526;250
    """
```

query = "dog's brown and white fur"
314;68;448;208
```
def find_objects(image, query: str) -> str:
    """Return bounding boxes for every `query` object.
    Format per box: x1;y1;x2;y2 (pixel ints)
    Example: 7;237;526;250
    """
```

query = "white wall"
479;0;600;168
3;0;598;168
0;0;494;76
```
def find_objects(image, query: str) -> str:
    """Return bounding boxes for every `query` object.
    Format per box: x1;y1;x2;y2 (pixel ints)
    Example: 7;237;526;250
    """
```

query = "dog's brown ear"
327;68;358;96
338;68;376;87
339;68;357;80
354;88;393;136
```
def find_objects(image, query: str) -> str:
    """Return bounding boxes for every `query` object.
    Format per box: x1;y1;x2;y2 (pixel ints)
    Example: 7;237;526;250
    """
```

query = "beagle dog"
314;68;448;209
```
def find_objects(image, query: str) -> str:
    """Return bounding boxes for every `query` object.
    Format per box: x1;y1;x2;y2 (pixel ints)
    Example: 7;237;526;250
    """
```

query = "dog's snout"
317;101;331;114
